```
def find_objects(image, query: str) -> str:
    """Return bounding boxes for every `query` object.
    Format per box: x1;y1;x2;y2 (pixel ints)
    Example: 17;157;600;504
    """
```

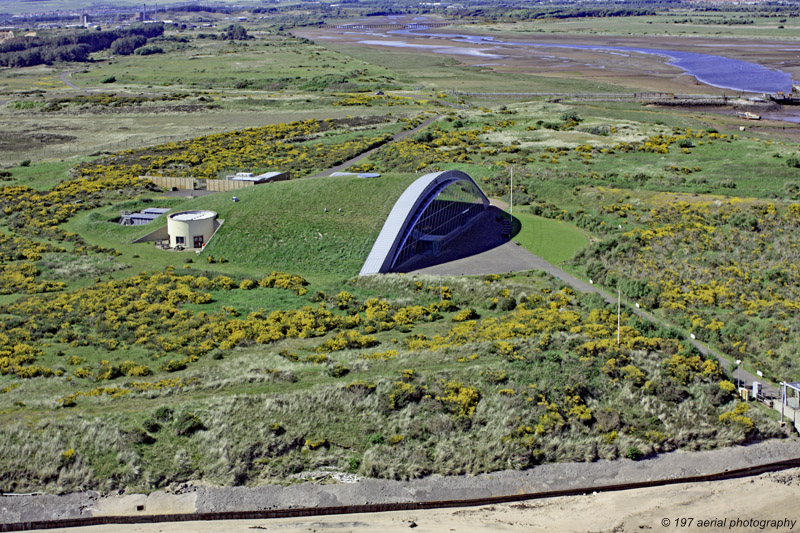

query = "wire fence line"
30;134;199;161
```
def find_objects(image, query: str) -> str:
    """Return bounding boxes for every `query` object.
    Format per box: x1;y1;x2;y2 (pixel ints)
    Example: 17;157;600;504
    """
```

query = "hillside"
2;2;800;500
193;174;419;278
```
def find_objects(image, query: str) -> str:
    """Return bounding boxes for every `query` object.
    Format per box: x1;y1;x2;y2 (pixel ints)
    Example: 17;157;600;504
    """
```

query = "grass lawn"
5;158;90;190
513;212;588;264
67;173;421;282
74;35;399;91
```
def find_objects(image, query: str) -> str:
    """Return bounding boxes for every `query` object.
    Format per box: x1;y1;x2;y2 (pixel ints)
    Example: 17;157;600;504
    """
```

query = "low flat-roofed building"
120;207;170;226
231;171;289;184
141;207;171;215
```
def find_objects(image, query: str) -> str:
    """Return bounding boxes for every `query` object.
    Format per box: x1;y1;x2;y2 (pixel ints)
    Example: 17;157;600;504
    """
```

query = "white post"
736;360;741;390
780;382;785;425
510;167;513;216
617;289;620;346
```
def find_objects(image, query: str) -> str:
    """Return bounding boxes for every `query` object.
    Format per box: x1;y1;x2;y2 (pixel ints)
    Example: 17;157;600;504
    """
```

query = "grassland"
482;14;800;40
512;213;588;264
67;173;420;281
0;4;798;495
72;33;400;91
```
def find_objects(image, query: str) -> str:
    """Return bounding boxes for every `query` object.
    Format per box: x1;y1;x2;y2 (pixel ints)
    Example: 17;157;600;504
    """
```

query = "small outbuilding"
141;207;171;216
119;207;171;226
167;210;219;249
230;171;289;184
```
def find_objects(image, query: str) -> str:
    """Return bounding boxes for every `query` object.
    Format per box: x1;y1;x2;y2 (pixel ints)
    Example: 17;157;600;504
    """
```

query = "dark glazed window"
392;179;486;269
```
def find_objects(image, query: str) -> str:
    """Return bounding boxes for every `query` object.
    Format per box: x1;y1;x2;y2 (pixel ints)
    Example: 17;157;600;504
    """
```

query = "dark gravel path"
310;115;441;178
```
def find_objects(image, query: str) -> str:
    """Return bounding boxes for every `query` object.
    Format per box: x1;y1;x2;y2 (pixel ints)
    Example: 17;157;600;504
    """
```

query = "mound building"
361;169;507;275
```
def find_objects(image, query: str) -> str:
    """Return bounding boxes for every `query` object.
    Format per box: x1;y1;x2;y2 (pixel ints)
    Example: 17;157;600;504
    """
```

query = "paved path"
310;115;441;178
59;70;80;90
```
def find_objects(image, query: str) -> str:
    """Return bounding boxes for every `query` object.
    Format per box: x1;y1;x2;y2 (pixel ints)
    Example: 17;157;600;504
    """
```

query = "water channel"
356;29;795;94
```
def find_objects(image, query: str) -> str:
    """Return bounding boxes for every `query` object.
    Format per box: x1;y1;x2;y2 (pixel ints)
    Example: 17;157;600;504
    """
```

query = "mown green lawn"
513;212;588;263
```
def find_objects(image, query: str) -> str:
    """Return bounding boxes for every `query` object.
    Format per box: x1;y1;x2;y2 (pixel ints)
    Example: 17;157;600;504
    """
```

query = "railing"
772;400;800;436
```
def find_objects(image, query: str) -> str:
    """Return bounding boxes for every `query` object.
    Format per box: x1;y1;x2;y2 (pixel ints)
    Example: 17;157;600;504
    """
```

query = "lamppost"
735;359;742;390
509;167;513;216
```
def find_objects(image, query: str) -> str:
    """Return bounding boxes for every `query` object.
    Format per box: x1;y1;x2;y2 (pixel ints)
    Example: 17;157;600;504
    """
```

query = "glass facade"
391;179;487;269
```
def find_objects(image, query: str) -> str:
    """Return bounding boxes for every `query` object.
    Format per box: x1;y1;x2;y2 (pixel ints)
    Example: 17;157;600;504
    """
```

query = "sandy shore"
28;467;800;533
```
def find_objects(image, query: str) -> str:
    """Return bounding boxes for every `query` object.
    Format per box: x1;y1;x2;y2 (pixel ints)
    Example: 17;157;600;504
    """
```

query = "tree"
222;24;249;40
110;35;147;56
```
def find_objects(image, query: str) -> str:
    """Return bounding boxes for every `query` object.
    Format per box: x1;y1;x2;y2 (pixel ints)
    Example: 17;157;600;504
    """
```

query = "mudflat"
300;20;800;94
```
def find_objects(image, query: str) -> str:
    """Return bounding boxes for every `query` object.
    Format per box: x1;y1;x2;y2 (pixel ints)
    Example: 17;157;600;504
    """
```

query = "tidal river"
360;30;794;94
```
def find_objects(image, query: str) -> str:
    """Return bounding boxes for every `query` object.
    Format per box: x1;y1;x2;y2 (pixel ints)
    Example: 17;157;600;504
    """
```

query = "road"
310;115;441;178
59;70;80;90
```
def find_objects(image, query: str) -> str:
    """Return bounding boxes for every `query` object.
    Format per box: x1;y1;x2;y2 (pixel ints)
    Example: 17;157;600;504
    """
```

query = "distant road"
311;114;441;177
59;70;80;89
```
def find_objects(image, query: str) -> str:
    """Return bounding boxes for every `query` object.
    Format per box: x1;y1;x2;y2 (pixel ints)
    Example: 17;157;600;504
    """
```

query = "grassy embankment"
67;173;419;281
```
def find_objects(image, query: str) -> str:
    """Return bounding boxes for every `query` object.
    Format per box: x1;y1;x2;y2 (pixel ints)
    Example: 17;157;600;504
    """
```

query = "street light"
735;359;742;390
509;167;513;216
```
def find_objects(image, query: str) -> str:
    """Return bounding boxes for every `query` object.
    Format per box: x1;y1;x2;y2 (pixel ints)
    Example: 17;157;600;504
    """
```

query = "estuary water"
362;30;794;94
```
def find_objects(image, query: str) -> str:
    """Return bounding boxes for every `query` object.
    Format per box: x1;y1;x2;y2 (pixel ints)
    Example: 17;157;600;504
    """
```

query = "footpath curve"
310;115;441;178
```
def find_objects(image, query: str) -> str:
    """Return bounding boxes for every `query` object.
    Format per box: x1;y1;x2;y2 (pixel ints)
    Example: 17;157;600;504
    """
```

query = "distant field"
487;14;800;40
0;0;246;14
73;35;400;91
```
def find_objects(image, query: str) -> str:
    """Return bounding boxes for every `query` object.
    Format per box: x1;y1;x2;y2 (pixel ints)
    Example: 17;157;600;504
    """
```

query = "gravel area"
2;438;799;525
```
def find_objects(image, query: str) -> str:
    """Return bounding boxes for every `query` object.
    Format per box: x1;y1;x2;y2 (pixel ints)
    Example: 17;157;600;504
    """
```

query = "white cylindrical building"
167;210;217;249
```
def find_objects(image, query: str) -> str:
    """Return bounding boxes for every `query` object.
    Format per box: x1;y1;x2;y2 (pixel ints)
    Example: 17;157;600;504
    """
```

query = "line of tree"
0;23;164;67
511;7;658;20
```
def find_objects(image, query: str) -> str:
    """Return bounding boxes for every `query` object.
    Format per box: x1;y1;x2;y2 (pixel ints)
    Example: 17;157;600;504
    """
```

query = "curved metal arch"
360;170;490;275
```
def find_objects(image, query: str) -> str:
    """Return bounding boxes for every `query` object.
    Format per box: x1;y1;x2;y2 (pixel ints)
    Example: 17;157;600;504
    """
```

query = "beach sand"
30;467;800;533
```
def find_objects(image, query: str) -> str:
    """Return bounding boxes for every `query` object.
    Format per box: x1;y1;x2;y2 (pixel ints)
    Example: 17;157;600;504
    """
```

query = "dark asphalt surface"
310;115;441;178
